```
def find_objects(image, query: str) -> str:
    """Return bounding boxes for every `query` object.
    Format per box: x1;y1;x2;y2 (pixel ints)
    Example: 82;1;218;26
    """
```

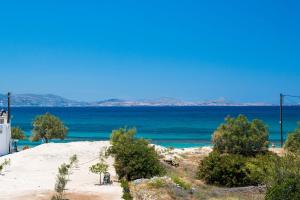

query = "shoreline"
0;141;284;199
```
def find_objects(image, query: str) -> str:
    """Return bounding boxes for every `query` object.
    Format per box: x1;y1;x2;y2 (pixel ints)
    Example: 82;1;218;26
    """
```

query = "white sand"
0;141;122;200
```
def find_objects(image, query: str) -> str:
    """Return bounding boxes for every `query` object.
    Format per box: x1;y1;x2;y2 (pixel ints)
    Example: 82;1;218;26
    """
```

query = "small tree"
212;115;269;156
11;127;26;140
51;154;77;200
0;159;11;174
31;113;68;143
107;128;165;181
90;149;109;185
284;122;300;153
69;154;78;168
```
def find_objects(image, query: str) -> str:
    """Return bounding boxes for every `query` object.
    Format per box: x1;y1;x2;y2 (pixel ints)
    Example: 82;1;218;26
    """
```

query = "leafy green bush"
265;154;300;200
212;115;269;156
245;152;278;185
197;151;278;187
266;177;300;200
284;122;300;153
197;151;257;187
107;128;165;181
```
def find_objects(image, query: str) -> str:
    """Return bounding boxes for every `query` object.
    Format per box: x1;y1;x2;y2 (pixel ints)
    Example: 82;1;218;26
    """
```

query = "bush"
197;151;277;187
245;152;278;185
265;154;300;200
266;177;300;200
121;179;133;200
197;152;256;187
212;115;269;156
107;128;165;181
284;122;300;153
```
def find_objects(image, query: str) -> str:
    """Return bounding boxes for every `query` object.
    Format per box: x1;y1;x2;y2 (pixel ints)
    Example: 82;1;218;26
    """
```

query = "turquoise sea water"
10;106;300;148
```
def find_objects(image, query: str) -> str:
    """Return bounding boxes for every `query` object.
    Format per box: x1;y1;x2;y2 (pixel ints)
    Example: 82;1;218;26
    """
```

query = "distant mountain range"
0;94;274;107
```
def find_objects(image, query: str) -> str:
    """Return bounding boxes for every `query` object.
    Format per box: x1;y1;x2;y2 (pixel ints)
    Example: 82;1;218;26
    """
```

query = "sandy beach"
0;141;122;200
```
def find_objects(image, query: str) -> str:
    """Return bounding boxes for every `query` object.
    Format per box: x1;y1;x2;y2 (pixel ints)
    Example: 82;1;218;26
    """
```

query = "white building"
0;110;11;156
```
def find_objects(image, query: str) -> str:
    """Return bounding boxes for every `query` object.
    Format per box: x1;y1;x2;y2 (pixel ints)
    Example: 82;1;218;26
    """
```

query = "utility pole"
7;92;11;124
280;93;283;147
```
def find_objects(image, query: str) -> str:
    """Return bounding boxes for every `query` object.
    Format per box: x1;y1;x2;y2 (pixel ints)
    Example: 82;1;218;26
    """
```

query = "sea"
10;106;300;148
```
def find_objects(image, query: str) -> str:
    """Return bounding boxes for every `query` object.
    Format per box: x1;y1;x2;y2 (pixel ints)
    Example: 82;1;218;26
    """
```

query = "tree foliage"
212;115;269;156
90;149;109;185
31;113;68;143
284;122;300;154
11;126;26;140
107;128;165;181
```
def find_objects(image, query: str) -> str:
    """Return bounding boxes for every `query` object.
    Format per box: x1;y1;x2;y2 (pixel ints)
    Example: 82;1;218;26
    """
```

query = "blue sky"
0;0;299;103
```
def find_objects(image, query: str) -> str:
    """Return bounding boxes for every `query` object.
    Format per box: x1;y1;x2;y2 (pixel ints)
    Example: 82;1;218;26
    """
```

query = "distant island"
0;93;274;107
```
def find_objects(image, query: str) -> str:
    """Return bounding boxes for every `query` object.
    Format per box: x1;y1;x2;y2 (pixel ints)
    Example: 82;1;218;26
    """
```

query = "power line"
282;94;300;99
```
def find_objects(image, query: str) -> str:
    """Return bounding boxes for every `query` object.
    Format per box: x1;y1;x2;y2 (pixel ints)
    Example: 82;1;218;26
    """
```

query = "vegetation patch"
31;112;68;143
147;177;167;188
121;179;133;200
107;128;165;181
284;122;300;153
0;159;10;174
89;148;109;185
171;174;192;190
212;115;269;156
51;154;78;200
11;126;26;140
264;154;300;200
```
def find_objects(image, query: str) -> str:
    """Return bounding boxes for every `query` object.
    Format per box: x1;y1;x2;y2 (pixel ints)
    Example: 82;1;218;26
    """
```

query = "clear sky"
0;0;299;103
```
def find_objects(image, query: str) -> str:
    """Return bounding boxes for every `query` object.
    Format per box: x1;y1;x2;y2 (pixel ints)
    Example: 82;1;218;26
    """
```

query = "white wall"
0;124;11;156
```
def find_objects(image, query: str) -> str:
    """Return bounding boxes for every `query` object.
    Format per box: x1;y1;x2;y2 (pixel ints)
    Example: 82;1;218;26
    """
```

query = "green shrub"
197;152;251;187
265;154;300;200
284;122;300;153
245;152;278;185
266;177;300;200
197;151;275;187
107;128;165;181
212;115;269;156
121;179;133;200
171;175;192;190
